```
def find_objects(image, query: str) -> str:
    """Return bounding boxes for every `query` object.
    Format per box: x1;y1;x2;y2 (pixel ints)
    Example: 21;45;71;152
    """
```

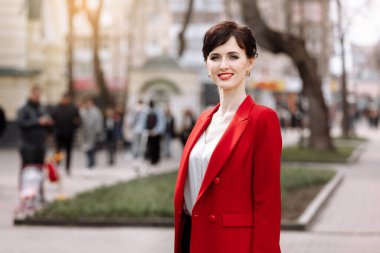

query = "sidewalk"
281;125;380;253
1;126;380;252
0;142;181;253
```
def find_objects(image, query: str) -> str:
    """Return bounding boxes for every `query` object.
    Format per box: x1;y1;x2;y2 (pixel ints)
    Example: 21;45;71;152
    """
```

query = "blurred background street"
1;0;380;252
1;125;380;253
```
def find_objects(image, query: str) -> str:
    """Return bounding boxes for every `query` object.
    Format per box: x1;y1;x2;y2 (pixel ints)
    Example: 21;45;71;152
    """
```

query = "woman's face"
206;36;254;92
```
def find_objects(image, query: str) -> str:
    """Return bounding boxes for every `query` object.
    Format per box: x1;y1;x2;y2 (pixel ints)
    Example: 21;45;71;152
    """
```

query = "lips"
217;73;234;80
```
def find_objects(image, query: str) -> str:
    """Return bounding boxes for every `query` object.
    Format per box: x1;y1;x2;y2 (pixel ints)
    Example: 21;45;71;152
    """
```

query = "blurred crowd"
6;85;198;210
276;94;380;134
11;86;198;177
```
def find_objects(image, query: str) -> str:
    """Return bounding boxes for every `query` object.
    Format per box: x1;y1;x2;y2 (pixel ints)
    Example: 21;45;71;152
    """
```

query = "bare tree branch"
178;0;194;58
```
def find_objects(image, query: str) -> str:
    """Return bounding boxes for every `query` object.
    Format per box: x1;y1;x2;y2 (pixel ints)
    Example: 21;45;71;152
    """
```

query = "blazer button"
209;214;216;222
213;177;220;185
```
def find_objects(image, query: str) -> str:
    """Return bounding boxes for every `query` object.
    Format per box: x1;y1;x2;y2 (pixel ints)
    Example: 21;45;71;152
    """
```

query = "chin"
215;81;242;91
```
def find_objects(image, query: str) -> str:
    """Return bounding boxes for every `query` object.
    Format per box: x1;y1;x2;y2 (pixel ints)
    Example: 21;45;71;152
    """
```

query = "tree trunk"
93;26;113;108
240;0;333;150
66;0;75;97
337;0;350;137
85;0;113;109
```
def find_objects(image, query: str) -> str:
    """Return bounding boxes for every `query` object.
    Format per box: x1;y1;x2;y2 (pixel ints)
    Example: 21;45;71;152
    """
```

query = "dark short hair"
202;21;258;61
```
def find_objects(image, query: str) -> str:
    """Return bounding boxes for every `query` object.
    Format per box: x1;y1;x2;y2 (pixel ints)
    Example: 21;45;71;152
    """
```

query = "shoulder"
250;104;279;124
18;103;30;113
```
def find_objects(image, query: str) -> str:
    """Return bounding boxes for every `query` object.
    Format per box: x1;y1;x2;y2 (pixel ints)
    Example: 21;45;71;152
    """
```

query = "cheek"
207;63;218;74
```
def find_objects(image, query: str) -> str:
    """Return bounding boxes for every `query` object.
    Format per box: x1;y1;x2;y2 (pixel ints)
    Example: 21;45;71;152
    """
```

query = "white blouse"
183;110;235;215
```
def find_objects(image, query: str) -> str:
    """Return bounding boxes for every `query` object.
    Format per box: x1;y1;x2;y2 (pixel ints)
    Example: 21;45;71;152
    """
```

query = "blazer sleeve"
252;108;282;253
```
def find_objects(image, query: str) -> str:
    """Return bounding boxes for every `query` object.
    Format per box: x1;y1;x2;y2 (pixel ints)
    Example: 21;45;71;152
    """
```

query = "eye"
209;55;221;61
229;55;239;60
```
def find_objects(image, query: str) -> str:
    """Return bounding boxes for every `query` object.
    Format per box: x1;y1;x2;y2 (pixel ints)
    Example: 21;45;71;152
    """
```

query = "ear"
247;57;254;71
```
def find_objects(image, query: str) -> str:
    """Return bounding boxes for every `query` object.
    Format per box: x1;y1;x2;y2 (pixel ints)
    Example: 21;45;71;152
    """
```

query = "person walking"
17;86;54;200
129;99;147;159
143;100;165;166
174;21;282;253
51;92;80;175
104;107;118;165
79;96;103;171
163;106;176;158
179;109;196;147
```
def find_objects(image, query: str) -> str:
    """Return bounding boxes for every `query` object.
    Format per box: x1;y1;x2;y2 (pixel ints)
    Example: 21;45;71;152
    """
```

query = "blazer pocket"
222;213;254;227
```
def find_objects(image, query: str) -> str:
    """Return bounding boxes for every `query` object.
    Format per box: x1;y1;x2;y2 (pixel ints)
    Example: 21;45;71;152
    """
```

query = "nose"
219;58;229;70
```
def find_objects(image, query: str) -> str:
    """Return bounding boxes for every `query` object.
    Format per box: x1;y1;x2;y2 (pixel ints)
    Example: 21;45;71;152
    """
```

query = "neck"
217;84;247;116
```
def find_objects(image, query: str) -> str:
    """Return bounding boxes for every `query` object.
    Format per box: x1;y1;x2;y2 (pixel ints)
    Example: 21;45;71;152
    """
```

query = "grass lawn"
34;167;335;221
281;167;335;220
282;146;355;163
282;136;366;163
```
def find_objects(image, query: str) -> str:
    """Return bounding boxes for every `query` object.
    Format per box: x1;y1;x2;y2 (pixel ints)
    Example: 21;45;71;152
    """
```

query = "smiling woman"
206;37;254;92
174;21;282;253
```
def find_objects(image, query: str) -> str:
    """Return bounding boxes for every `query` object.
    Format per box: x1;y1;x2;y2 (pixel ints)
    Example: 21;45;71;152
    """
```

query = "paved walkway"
1;127;380;252
280;126;380;253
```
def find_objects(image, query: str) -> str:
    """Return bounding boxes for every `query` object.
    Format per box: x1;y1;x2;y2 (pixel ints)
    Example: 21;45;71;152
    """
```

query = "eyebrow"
209;51;240;56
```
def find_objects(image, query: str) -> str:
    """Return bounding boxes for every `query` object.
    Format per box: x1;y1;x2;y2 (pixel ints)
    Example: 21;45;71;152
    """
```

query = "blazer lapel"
195;96;255;205
174;105;220;211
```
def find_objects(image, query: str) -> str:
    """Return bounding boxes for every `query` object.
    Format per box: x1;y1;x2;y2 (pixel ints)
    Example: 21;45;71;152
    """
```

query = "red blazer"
174;96;282;253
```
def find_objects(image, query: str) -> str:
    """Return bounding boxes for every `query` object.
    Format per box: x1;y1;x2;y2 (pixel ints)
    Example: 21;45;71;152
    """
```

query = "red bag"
46;162;59;182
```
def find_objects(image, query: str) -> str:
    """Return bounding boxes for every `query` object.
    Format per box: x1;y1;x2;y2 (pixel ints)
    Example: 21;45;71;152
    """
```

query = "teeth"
219;73;232;77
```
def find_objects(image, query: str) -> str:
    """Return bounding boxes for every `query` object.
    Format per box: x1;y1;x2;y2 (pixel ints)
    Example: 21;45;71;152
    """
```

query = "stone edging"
347;142;367;164
281;171;344;230
14;216;174;227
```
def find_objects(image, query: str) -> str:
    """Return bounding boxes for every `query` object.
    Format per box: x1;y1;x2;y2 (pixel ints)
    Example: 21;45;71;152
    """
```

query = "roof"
140;55;182;70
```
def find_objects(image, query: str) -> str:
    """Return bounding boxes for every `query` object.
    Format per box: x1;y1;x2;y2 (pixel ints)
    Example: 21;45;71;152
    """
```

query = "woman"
174;21;282;253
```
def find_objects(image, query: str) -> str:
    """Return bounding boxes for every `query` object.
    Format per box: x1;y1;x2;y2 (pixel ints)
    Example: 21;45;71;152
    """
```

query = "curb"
14;216;174;227
347;142;367;164
281;170;344;230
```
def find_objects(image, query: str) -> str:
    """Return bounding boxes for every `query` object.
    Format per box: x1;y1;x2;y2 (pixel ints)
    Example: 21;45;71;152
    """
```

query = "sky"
344;0;380;46
329;0;380;75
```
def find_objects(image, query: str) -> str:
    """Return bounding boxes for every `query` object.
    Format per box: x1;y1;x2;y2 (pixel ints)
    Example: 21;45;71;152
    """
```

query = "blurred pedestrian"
114;103;125;147
174;21;282;253
179;109;196;147
128;99;147;158
0;105;6;139
163;106;176;158
17;86;53;200
144;100;165;166
104;107;118;165
367;101;379;129
51;92;80;175
79;96;103;171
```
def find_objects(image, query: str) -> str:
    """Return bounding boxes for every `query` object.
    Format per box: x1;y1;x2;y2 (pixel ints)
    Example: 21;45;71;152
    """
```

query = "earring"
246;71;251;77
208;73;211;78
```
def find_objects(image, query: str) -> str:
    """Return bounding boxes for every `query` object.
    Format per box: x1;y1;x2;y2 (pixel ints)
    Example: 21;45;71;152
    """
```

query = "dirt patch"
282;185;324;220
